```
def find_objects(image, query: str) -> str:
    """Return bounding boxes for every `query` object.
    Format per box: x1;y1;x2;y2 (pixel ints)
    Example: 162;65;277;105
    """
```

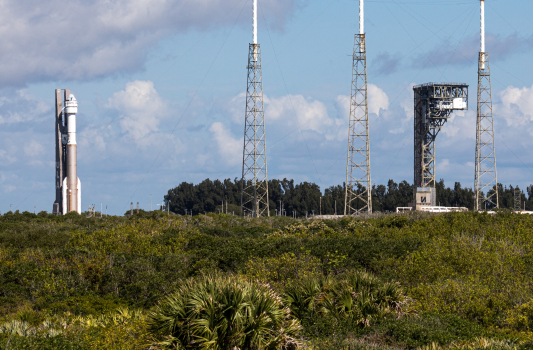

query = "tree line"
164;178;533;216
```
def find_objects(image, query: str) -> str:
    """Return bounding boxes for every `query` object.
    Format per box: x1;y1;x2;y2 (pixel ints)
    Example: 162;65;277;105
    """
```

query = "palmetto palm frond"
148;273;302;349
284;270;409;328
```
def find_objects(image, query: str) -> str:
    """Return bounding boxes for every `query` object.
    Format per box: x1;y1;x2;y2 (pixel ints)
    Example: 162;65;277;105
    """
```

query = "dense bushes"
0;307;148;349
374;313;487;349
3;210;533;348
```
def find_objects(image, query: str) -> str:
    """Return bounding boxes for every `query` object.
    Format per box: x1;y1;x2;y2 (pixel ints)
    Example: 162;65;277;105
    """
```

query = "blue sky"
1;0;532;215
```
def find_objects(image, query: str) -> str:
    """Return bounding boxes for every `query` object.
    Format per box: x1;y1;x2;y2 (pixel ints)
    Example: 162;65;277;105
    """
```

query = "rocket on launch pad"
53;89;81;215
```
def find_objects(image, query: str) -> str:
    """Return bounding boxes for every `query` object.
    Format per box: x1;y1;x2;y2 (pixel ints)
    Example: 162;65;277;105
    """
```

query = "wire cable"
258;2;322;183
122;0;251;212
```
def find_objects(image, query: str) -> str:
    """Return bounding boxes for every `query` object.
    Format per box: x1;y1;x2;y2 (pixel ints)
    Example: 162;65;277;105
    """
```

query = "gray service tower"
413;83;468;210
53;89;81;215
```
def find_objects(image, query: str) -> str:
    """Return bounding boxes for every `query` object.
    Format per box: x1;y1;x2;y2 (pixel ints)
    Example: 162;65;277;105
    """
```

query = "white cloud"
225;92;247;124
497;84;533;126
333;95;351;140
24;141;45;157
225;92;346;141
107;80;167;144
0;0;306;87
368;84;390;115
0;89;50;125
400;85;415;121
0;172;18;194
334;95;350;120
379;83;415;135
442;110;476;141
335;84;390;119
266;94;332;133
0;148;16;165
3;185;16;193
436;159;450;172
79;127;107;153
209;122;242;166
223;87;391;146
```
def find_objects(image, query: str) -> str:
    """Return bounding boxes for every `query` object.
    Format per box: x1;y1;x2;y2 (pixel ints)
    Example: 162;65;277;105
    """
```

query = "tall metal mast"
475;0;498;210
241;0;269;217
345;0;372;215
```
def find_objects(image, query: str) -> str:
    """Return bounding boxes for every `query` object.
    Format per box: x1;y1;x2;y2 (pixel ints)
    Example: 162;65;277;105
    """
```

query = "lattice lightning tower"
475;0;498;210
345;0;372;215
241;0;269;217
514;188;521;212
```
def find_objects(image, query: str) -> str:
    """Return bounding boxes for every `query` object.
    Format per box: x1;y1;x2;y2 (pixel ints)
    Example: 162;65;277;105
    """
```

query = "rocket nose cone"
68;94;76;101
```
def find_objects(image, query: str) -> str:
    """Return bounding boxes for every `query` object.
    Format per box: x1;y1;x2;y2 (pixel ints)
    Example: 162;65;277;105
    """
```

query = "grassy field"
1;210;533;349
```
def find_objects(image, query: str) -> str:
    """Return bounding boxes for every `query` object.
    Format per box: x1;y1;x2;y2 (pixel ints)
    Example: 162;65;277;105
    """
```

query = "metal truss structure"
241;43;269;217
414;83;468;189
345;34;372;215
514;187;521;212
54;89;69;215
474;52;498;210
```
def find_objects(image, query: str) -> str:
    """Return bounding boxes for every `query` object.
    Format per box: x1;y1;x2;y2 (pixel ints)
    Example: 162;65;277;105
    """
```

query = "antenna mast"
241;0;269;217
475;0;498;211
359;0;364;35
345;0;372;215
480;0;485;53
253;0;257;45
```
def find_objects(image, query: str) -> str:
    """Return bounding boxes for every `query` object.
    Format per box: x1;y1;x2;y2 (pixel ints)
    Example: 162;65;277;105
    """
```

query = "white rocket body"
63;94;81;214
62;178;81;215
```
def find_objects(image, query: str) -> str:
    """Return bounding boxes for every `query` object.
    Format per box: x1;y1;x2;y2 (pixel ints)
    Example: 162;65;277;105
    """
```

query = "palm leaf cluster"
285;270;410;327
147;274;302;349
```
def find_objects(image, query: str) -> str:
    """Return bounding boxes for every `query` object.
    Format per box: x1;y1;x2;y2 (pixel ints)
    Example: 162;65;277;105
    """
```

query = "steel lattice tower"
241;0;269;217
414;84;468;191
345;0;372;215
514;188;521;212
475;0;498;211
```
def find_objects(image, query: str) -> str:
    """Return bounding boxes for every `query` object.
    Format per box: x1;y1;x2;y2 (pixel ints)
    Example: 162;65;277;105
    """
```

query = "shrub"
375;313;486;348
285;270;411;329
505;299;533;331
0;334;85;350
243;252;322;290
38;295;125;316
147;273;302;349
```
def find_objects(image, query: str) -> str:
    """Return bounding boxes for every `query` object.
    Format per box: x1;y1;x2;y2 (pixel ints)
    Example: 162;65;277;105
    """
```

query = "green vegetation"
147;273;301;349
284;271;411;328
2;210;533;348
164;178;533;215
